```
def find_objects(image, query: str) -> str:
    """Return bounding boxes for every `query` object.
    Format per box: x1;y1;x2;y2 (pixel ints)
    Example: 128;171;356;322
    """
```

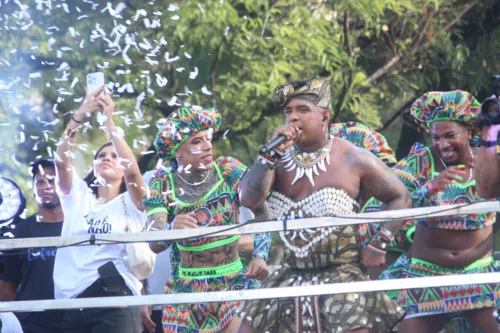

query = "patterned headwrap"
330;122;397;167
410;90;480;130
271;77;332;109
154;107;221;160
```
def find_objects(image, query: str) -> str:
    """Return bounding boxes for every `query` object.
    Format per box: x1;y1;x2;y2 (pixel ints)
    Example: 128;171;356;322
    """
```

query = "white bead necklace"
281;135;334;187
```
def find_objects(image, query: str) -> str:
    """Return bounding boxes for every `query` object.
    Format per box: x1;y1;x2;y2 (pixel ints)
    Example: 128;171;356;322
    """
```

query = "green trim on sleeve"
147;207;169;216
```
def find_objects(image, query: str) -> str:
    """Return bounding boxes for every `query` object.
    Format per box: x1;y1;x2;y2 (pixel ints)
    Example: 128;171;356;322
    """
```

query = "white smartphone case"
86;72;105;96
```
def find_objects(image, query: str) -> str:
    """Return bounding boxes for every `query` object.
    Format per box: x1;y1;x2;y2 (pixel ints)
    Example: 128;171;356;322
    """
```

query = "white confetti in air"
184;52;192;59
171;15;180;20
29;72;42;78
201;86;212;95
109;3;127;17
198;4;205;13
155;159;164;170
70;77;79;89
167;96;178;106
223;129;230;139
167;4;179;11
20;132;25;143
207;127;214;139
117;83;135;93
189;67;199;80
38;164;45;175
11;154;21;166
224;26;230;36
164;52;180;63
155;73;168;87
141;151;155;155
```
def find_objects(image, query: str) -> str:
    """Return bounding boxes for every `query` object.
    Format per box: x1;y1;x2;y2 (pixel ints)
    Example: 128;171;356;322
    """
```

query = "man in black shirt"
0;159;64;333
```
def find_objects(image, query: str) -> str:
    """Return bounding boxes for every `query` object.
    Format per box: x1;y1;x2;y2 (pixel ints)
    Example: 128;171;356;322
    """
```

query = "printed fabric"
143;156;271;332
238;188;403;333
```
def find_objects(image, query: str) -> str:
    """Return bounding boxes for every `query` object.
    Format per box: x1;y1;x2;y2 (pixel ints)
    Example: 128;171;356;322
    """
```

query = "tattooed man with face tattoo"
142;107;271;333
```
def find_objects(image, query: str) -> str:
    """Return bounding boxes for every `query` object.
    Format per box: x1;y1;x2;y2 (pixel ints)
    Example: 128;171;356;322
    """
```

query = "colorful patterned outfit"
329;121;416;254
143;156;271;333
238;188;403;333
330;121;397;167
145;107;270;333
358;146;422;253
380;143;500;315
380;90;500;321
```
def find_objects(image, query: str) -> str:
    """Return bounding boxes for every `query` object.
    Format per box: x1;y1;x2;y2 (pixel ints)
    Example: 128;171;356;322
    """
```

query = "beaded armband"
369;226;394;251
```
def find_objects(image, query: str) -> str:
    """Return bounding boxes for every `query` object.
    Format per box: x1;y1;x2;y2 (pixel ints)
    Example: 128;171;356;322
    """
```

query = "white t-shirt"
0;312;23;333
54;169;147;299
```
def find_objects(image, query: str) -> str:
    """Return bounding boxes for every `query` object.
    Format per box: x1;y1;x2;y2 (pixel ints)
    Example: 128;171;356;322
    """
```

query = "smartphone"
86;72;105;96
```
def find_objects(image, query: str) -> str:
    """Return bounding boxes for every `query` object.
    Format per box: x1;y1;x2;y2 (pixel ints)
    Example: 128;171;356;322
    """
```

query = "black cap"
29;159;55;179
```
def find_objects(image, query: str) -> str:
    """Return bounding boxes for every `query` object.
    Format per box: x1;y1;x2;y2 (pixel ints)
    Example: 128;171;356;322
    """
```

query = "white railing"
0;201;499;312
1;201;498;250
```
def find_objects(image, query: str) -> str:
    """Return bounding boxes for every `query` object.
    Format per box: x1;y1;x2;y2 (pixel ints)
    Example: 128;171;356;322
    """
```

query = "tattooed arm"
147;212;170;254
476;126;500;198
239;160;276;210
353;147;412;235
250;201;272;261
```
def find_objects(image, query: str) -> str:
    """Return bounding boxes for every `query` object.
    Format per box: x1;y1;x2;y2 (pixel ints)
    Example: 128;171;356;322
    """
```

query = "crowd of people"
0;77;499;333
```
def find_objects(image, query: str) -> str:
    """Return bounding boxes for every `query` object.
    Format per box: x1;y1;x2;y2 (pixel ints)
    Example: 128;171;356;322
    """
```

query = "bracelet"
369;227;394;250
71;115;83;124
366;244;386;256
479;138;498;148
257;155;277;170
63;126;78;139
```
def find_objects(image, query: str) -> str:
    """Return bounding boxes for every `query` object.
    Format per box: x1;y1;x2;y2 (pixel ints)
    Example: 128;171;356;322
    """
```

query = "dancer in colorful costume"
237;78;411;333
142;107;271;333
380;90;500;333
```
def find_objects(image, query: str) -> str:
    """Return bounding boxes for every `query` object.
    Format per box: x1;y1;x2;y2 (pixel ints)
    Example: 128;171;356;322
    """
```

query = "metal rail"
1;272;499;312
1;201;498;250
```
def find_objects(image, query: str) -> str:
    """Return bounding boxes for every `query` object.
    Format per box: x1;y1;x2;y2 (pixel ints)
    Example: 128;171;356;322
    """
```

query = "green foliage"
1;0;500;216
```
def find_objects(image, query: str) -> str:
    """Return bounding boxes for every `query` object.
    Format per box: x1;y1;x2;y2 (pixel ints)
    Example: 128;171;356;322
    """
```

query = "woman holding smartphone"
54;86;147;333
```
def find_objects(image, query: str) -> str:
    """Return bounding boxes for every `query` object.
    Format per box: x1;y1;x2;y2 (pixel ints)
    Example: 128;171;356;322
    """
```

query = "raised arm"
239;124;301;209
476;125;500;198
239;160;276;209
96;88;146;210
55;91;102;195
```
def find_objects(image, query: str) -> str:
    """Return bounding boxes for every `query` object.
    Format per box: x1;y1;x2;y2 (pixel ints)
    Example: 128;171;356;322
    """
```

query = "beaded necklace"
281;135;334;186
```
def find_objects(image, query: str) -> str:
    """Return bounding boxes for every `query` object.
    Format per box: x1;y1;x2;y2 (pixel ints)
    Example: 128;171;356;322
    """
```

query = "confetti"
189;67;199;80
201;86;212;95
28;72;42;78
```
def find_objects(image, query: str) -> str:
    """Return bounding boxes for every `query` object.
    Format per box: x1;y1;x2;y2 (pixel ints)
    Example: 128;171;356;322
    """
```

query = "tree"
1;0;499;215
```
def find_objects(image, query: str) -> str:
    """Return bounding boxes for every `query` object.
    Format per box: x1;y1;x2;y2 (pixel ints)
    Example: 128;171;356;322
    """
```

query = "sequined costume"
143;156;271;332
238;188;403;333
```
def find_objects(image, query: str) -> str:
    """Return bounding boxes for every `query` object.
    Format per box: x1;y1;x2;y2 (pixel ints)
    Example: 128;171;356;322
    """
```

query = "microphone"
259;135;286;155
